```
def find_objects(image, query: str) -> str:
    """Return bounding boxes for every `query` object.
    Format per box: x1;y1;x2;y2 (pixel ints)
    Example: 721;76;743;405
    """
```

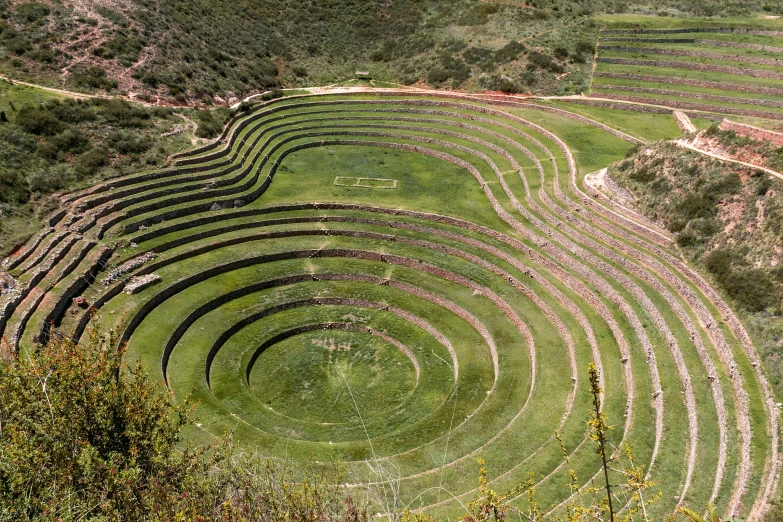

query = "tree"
0;329;209;520
0;327;369;521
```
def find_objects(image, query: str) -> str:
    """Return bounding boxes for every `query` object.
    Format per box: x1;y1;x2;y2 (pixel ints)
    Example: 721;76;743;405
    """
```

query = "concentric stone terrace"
1;93;778;520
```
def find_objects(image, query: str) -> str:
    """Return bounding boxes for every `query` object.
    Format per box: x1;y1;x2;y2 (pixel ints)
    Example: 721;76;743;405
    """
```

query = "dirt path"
674;111;697;133
0;73;95;100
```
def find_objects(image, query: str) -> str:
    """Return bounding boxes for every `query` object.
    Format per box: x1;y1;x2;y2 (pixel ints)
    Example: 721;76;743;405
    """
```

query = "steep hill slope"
608;139;783;389
0;0;773;104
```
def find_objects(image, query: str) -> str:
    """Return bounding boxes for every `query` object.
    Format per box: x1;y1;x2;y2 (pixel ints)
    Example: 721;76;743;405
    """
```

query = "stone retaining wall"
601;28;783;37
591;92;783;120
597;57;783;81
600;46;783;66
595;71;783;97
719;119;783;147
594;85;783;108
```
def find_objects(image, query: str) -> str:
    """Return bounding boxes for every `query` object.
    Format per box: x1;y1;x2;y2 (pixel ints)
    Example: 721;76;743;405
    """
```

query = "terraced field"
0;93;779;520
590;26;783;122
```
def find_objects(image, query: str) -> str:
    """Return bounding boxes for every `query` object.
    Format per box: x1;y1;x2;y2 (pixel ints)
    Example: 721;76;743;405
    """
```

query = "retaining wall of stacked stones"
0;235;80;341
73;95;640;232
563;98;722;121
601;28;783;37
4;228;54;270
200;289;461;385
600;46;783;66
594;85;783;108
719;120;783;147
598;57;783;80
244;321;421;379
19;231;70;272
47;96;764;504
125;207;600;381
591;92;783;120
118;248;531;381
532;108;756;509
600;38;783;53
601;37;783;53
80;201;635;429
37;246;112;346
595;72;783;97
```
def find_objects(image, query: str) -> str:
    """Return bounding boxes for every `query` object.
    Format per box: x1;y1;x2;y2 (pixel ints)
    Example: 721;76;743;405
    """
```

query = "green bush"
194;109;225;138
27;165;69;193
15;106;63;136
676;193;715;220
5;36;32;55
676;230;700;247
0;169;30;204
479;74;521;94
0;330;369;521
108;131;153;154
72;66;117;91
49;128;90;155
95;98;151;127
722;269;777;312
13;2;49;23
704;248;735;278
73;146;110;178
629;165;655;183
575;40;595;55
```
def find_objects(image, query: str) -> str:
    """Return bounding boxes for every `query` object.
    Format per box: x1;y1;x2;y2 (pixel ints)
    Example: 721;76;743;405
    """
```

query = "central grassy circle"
249;329;418;424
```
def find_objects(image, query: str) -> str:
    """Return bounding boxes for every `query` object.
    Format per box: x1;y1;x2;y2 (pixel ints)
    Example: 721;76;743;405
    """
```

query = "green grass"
9;92;777;520
541;100;684;142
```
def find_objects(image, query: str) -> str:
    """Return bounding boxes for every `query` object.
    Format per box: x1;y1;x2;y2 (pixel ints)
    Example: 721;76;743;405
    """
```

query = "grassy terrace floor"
1;92;778;521
589;14;783;126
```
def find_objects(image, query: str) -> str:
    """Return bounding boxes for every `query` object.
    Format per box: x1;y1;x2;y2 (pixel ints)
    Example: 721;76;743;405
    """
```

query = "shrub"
48;100;96;124
676;193;715;220
463;46;494;65
575;41;595;55
703;172;741;201
5;36;32;55
72;66;117;91
73;146;110;178
108;131;153;154
27;164;69;193
722;269;777;312
0;330;370;521
49;128;90;154
479;74;521;94
0;168;30;204
15;106;63;136
676;230;700;247
629;165;655;183
493;40;525;63
195;111;223;138
554;46;569;60
95;6;128;26
260;89;284;101
705;248;735;278
13;2;49;23
526;51;564;73
95;98;150;127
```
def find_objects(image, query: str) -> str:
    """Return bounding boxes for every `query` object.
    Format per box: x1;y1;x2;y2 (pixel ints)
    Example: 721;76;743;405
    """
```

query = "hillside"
608;137;783;388
0;0;775;104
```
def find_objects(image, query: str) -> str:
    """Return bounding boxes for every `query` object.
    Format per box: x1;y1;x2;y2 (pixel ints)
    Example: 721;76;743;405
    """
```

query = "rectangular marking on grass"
333;176;398;189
